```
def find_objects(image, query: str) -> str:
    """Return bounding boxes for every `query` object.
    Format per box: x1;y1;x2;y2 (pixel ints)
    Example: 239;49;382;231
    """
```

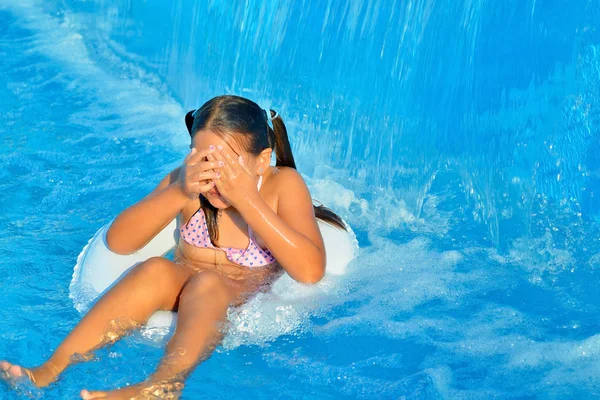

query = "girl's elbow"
105;229;137;255
300;258;326;284
303;269;325;284
105;238;134;255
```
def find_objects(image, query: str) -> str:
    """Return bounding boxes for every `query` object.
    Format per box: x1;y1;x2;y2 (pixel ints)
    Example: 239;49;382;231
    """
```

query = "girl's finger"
216;146;241;170
213;148;236;177
183;147;197;163
191;170;220;182
236;154;252;174
198;180;216;193
217;146;252;175
189;180;215;193
188;160;223;174
208;152;233;179
187;145;216;166
219;146;238;165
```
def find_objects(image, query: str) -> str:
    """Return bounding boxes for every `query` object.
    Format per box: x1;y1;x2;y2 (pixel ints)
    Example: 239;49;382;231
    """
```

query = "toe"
81;389;108;399
0;361;10;372
8;365;23;378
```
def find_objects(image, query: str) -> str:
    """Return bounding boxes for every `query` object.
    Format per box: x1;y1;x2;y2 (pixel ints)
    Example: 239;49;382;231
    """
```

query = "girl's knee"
181;272;232;303
130;257;180;286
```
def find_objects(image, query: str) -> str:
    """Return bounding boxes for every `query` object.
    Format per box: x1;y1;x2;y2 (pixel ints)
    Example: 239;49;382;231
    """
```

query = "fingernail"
216;172;221;178
218;161;224;166
238;156;245;165
190;147;197;154
209;145;215;151
217;145;223;150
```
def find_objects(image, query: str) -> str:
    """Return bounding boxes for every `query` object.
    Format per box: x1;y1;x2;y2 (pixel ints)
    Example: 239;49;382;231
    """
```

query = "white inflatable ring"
70;218;357;331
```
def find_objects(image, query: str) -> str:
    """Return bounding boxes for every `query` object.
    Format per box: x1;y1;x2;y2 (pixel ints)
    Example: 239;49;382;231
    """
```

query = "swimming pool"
1;0;599;398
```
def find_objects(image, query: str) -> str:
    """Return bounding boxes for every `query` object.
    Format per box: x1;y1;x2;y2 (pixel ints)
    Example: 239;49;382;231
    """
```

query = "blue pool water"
1;0;600;398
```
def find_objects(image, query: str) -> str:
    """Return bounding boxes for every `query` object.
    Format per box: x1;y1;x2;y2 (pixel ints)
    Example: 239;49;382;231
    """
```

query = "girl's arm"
106;168;189;254
107;147;221;254
236;168;326;284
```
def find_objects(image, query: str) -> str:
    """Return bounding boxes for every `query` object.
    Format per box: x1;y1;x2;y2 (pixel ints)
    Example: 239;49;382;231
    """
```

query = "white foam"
223;271;354;348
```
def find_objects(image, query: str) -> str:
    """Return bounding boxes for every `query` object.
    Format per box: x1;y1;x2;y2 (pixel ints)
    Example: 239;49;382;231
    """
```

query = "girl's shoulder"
265;167;313;209
266;166;307;190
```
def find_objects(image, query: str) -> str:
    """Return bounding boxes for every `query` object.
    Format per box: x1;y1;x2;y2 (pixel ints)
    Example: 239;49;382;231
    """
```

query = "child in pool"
0;95;346;399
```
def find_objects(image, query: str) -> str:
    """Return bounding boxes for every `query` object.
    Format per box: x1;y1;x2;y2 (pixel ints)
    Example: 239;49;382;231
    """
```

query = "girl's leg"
80;271;241;399
1;257;194;387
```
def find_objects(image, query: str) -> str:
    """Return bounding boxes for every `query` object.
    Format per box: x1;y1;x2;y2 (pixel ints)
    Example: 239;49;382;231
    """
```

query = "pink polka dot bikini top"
179;176;276;268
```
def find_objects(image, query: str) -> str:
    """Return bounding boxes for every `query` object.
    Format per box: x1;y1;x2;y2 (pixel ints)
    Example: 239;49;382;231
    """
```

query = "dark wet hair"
185;95;346;243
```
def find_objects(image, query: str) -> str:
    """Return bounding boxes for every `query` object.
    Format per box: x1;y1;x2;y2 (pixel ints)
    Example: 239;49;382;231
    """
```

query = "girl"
1;95;346;399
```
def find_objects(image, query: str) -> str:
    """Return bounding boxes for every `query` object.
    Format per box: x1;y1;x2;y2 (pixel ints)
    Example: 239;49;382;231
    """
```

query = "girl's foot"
0;360;59;388
80;386;140;400
81;380;184;399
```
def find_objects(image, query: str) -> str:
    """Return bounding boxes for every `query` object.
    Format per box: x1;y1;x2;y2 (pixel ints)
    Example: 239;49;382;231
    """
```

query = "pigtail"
267;109;296;169
267;110;347;232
